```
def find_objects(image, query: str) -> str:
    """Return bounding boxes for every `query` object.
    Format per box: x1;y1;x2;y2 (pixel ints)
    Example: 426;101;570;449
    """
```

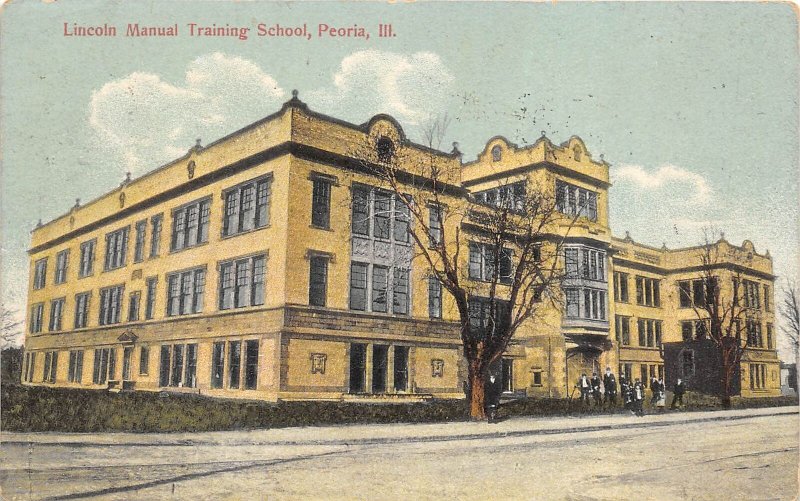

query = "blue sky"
1;1;798;354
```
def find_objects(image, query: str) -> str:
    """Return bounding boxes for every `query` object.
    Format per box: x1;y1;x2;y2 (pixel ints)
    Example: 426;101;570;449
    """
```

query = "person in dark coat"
671;378;686;409
603;367;617;406
576;373;591;403
591;372;602;406
485;373;501;423
650;377;661;407
620;375;631;411
633;379;645;417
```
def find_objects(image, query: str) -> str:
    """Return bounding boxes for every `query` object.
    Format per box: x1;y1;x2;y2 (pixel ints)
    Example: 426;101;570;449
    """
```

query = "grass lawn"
2;384;796;433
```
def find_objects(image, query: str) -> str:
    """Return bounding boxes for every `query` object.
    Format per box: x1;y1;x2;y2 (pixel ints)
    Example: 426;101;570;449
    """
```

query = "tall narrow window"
170;344;184;387
373;191;391;240
392;268;410;315
49;298;65;331
393;196;410;243
55;250;69;284
122;346;133;381
149;214;163;257
311;177;332;228
394;346;409;391
244;340;259;390
145;277;157;320
99;285;124;325
104;227;129;271
166;268;205;316
139;346;150;375
30;303;44;333
349;262;368;311
128;292;141;321
428;205;442;246
33;258;47;289
351;186;370;236
428;276;442;319
159;345;170;387
74;292;90;329
309;256;328;307
211;342;225;389
68;350;83;383
371;265;389;313
134;220;147;262
184;344;198;388
79;240;96;277
228;340;241;389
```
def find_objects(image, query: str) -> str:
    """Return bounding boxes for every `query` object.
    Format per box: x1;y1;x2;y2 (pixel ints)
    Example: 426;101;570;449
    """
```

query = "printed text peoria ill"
62;22;397;40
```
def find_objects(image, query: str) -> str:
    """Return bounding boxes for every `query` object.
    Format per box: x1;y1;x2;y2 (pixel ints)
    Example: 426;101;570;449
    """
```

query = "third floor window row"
636;276;660;307
223;177;271;238
555;180;598;222
351;185;411;243
472;182;526;211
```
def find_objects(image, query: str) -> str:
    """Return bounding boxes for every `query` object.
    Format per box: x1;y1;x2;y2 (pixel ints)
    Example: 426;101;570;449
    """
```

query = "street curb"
4;407;796;449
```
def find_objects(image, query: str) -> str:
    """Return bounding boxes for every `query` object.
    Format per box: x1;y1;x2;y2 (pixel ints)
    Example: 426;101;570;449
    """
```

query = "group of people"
575;368;687;416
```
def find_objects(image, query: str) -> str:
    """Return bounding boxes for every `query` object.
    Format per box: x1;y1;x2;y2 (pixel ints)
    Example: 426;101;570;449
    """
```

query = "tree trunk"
468;363;487;420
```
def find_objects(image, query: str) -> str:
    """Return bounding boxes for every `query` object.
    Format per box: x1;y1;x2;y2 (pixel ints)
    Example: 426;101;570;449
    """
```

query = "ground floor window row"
618;362;663;388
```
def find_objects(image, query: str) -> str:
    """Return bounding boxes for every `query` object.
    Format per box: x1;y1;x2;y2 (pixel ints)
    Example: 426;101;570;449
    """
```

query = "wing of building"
21;93;781;400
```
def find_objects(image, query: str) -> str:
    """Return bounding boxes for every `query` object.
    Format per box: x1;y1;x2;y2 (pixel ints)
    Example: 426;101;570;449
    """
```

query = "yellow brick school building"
21;93;780;401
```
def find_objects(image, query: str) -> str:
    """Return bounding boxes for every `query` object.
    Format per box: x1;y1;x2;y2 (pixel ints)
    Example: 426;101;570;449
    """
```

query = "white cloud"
89;52;285;175
613;164;712;204
307;50;455;130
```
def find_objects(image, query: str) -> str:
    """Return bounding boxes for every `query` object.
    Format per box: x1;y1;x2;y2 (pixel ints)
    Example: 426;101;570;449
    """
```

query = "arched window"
491;145;502;162
376;136;395;163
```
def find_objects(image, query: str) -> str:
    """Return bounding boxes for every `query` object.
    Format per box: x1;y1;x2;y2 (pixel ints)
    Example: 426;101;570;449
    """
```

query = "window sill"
78;273;94;280
310;224;334;232
220;224;270;242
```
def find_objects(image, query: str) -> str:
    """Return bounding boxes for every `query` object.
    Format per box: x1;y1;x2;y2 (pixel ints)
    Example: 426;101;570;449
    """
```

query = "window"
309;256;329;307
350;184;413;243
349;343;367;393
228;340;241;389
74;292;90;328
351;185;370;236
55;250;69;284
139;346;150;375
49;298;65;331
681;321;693;341
150;214;163;257
531;370;543;386
311;177;332;228
679;281;692;308
742;280;761;309
223;177;271;237
128;292;141;321
750;363;767;389
614;272;629;302
24;352;36;383
392;268;410;315
219;255;265;310
134;220;147;262
695;320;709;339
68;350;83;383
565;289;580;318
98;285;124;325
764;285;770;312
29;303;44;333
615;315;631;345
468;297;509;331
211;341;225;389
681;350;695;377
92;347;115;384
33;258;47;289
172;198;211;250
394;346;409;392
555;180;598;221
166;268;206;316
244;340;259;390
565;249;579;277
469;242;513;283
635;276;660;307
473;182;526;212
491;145;502;162
746;320;763;348
636;319;662;347
428;205;443;246
104;227;129;271
564;287;606;321
393;196;410;243
79;240;95;277
349;262;368;311
372;265;389;312
766;323;774;349
145;277;157;320
158;343;198;388
43;351;58;383
376;136;395;163
428;276;442;319
374;191;391;239
122;347;133;381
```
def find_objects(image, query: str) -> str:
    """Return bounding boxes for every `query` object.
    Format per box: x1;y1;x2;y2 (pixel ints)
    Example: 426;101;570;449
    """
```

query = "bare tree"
350;117;577;419
1;304;25;349
689;231;759;408
779;282;800;391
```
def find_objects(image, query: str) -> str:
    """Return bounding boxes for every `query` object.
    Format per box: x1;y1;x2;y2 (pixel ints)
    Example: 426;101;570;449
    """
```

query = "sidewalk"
3;405;796;448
